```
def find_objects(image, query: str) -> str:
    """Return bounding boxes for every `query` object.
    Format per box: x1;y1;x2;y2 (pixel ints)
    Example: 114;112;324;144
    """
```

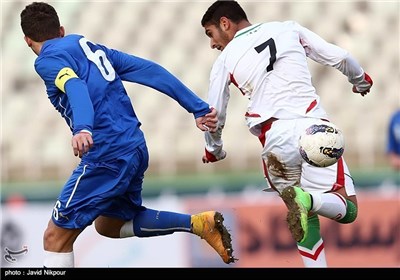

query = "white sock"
44;251;74;267
301;246;327;267
120;220;134;238
310;192;347;221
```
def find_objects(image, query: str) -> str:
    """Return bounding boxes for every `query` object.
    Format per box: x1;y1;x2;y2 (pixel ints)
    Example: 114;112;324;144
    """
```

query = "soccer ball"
299;121;345;167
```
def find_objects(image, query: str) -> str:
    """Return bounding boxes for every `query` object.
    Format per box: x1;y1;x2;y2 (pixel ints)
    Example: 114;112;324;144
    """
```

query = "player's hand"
71;131;93;158
196;107;218;132
202;148;226;163
352;72;373;97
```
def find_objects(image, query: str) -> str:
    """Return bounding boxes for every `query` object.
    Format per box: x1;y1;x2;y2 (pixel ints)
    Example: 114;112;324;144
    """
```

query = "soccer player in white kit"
200;1;373;267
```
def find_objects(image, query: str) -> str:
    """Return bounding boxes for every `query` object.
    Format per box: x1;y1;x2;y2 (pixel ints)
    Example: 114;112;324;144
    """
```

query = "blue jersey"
34;34;210;161
387;110;400;155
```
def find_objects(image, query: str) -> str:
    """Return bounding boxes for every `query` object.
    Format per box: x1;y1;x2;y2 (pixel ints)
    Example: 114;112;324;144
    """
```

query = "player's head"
21;2;62;42
21;2;65;54
201;0;250;51
201;0;248;27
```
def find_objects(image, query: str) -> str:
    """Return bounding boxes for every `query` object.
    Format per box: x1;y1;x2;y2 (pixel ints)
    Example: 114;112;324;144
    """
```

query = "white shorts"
260;118;355;196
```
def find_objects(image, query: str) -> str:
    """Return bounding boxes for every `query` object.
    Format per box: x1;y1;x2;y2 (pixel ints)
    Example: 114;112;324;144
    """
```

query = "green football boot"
280;186;311;243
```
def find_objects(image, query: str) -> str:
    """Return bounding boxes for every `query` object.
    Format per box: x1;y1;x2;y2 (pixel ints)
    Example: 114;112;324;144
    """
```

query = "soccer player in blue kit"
20;2;235;267
387;109;400;171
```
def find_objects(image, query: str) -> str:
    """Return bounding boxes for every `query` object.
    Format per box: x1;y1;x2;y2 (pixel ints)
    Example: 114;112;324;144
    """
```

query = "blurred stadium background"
1;0;399;267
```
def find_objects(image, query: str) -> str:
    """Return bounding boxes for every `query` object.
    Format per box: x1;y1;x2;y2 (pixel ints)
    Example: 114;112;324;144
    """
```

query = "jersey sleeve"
105;48;211;119
387;111;400;154
295;21;365;86
35;53;94;134
204;56;231;156
295;21;349;66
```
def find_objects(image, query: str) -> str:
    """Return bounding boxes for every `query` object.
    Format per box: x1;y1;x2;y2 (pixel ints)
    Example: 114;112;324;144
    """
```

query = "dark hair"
20;2;60;42
201;0;248;27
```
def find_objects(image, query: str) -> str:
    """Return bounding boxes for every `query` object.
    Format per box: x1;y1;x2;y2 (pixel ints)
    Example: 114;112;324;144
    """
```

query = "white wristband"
80;129;92;136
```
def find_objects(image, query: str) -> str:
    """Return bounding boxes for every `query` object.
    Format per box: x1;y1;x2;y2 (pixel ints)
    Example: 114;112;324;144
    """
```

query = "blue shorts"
52;142;148;229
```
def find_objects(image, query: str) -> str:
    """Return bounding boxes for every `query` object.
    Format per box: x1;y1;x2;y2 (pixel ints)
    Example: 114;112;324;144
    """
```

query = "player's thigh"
262;118;356;195
262;119;303;193
99;144;149;221
54;157;135;230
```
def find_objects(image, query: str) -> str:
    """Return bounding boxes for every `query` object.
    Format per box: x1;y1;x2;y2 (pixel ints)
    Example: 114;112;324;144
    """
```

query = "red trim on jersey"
230;73;245;95
229;73;237;86
262;159;278;192
299;242;325;260
258;118;278;146
305;99;317;113
364;72;373;86
332;157;345;191
204;149;218;162
257;118;279;192
245;112;261;117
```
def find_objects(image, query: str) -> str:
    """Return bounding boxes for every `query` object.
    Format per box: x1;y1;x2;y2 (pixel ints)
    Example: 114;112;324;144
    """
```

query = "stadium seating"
2;1;399;181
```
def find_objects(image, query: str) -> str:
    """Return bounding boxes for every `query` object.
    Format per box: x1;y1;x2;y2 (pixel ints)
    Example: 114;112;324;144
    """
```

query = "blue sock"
132;208;191;237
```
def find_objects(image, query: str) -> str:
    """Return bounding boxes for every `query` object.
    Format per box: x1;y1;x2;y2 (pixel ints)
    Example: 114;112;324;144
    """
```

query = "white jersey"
205;21;365;155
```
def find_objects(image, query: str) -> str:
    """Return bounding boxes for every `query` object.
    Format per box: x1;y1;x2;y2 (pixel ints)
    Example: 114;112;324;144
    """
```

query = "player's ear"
24;36;33;47
219;17;230;31
59;26;65;38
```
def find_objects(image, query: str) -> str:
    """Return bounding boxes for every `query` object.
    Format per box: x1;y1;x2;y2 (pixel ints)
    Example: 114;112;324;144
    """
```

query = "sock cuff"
120;220;134;238
339;199;358;224
43;251;74;267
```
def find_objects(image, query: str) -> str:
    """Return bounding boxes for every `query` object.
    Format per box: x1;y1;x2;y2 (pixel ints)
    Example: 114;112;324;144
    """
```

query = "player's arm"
106;49;213;121
335;55;373;96
202;58;230;163
35;57;94;157
56;68;94;157
296;22;373;96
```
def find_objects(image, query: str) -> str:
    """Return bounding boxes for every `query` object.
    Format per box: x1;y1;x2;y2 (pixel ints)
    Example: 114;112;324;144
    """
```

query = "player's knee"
338;199;358;224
